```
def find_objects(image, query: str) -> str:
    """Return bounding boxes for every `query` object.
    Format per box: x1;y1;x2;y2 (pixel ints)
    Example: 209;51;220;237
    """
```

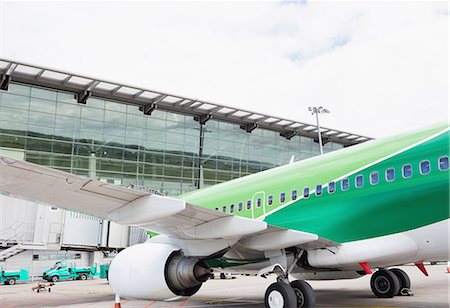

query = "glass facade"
0;83;343;196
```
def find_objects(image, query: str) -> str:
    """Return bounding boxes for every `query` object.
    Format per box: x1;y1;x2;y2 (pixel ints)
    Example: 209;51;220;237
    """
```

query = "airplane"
0;123;448;308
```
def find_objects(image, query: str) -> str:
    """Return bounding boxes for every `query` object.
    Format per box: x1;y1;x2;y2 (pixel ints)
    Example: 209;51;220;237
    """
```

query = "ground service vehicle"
0;267;29;285
42;261;97;282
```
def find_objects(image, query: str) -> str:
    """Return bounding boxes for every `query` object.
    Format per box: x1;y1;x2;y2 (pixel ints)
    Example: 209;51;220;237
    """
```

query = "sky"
0;0;448;138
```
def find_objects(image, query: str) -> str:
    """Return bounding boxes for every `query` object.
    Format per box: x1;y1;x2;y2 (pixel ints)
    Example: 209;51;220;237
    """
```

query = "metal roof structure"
0;58;372;146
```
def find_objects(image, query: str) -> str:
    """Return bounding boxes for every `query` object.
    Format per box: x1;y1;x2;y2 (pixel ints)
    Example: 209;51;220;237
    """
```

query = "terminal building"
0;59;371;276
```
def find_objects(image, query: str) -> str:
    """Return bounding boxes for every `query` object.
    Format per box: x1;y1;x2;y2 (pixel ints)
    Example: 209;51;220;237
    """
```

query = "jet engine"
108;242;211;300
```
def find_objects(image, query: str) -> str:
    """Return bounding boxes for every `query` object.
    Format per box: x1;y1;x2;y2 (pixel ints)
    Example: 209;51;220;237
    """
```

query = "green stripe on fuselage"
179;124;449;243
264;130;449;242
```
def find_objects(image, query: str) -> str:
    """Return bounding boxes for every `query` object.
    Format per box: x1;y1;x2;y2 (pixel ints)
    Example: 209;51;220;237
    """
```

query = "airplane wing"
0;155;334;251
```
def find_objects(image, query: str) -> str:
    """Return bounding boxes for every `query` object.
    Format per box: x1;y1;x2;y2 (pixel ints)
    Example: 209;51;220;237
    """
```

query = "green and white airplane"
0;123;448;308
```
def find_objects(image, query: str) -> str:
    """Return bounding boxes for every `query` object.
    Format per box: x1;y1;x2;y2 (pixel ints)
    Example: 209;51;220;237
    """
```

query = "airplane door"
251;191;266;219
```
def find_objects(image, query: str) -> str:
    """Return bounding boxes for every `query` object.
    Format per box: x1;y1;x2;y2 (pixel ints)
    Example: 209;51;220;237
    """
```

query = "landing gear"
389;268;411;296
265;282;297;308
291;280;316;307
261;249;316;307
370;269;400;298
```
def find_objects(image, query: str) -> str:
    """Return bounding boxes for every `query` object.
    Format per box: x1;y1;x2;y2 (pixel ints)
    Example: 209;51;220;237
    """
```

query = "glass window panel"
127;114;146;128
386;168;395;181
341;178;349;191
420;160;430;175
1;93;30;110
291;189;297;200
86;98;105;109
402;164;412;178
222;205;227;213
8;83;31;96
105;100;126;112
246;200;251;210
0;134;26;148
238;202;243;212
26;152;52;166
28;111;55;127
0;121;27;134
0;106;28;123
56;102;81;117
280;192;286;203
439;156;449;171
81;106;104;121
268;195;273;205
256;198;261;207
328;181;336;193
370;172;379;185
57;92;77;104
30;98;56;114
81;119;103;133
355;175;364;188
105;110;126;125
303;187;310;198
52;141;74;154
103;122;125;137
315;185;322;196
31;87;57;101
55;115;80;130
230;204;235;213
26;137;53;152
27;125;54;137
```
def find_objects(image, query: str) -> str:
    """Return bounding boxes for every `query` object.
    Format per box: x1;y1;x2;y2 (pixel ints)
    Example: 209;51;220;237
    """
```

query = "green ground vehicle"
0;266;29;285
42;261;97;282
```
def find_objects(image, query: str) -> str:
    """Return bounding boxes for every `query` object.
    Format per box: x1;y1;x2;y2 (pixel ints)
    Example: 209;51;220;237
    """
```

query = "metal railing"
0;221;63;246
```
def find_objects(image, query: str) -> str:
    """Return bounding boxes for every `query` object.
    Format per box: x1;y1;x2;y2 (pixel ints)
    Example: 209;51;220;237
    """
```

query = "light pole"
308;106;330;155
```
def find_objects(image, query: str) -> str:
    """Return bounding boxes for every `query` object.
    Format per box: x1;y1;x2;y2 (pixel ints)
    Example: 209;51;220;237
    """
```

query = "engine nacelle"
109;242;211;300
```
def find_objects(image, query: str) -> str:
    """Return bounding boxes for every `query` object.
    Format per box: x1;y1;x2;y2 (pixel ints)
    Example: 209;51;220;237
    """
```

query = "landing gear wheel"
7;277;16;285
370;269;400;298
80;274;87;280
290;280;316;307
265;282;297;308
389;268;411;296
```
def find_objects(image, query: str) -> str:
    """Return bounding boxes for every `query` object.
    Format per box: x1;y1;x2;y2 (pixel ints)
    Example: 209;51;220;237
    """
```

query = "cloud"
1;1;448;138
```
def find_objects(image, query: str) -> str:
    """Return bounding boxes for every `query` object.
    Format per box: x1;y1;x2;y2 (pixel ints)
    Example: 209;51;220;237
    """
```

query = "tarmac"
0;264;448;307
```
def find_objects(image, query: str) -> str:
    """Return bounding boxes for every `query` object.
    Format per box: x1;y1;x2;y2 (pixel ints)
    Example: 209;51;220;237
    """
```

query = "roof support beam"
139;102;157;115
280;131;298;140
0;74;11;91
76;90;91;104
240;123;258;133
194;113;212;125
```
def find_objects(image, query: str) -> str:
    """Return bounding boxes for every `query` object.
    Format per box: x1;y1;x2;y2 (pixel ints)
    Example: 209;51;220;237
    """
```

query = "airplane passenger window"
292;190;297;200
246;200;251;210
355;175;364;188
268;195;273;206
256;198;261;207
303;187;310;198
230;204;235;213
341;178;349;191
280;192;286;203
439;156;449;171
420;160;430;175
315;185;322;196
222;206;227;213
386;168;395;182
215;207;218;211
238;202;243;212
402;164;412;178
370;172;379;185
328;181;336;193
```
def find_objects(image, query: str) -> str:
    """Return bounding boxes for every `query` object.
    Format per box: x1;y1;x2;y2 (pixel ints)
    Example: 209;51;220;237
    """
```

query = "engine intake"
108;242;211;300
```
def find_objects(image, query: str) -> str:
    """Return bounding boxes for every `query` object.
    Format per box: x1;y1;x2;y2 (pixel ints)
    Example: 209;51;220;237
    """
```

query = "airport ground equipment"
100;264;110;279
31;282;54;293
0;266;30;285
42;261;97;282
